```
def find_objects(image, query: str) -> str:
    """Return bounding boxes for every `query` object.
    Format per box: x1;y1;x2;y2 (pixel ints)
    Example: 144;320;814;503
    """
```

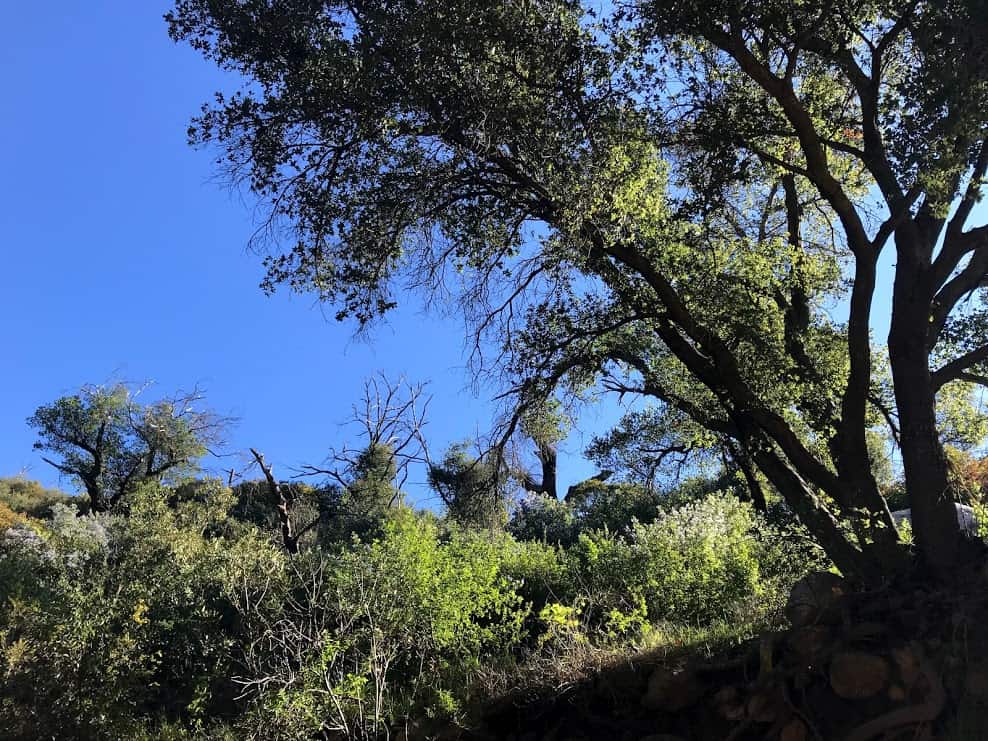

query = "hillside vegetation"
1;462;819;739
6;0;988;736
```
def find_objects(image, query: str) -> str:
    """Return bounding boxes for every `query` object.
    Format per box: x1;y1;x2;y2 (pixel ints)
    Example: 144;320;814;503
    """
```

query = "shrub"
236;511;528;739
564;492;803;634
508;495;580;545
499;537;574;613
0;479;819;739
0;484;283;739
567;480;663;533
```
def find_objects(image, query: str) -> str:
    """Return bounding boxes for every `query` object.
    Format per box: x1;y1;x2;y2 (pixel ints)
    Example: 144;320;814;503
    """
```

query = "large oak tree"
168;0;988;580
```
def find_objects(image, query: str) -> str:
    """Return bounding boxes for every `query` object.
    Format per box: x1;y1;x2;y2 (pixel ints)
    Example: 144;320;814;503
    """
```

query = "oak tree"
168;0;988;580
29;384;224;512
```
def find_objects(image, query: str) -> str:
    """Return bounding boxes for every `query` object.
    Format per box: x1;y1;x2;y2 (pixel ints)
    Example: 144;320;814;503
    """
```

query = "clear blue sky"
0;1;614;505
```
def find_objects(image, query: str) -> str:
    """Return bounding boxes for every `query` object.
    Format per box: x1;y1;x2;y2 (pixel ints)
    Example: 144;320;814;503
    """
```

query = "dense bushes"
0;479;816;739
0;486;282;738
566;494;762;626
237;513;528;738
517;493;820;643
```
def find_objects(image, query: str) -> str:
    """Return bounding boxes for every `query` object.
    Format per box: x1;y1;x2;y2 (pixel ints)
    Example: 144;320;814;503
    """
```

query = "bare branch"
249;448;299;555
932;343;988;391
298;374;431;497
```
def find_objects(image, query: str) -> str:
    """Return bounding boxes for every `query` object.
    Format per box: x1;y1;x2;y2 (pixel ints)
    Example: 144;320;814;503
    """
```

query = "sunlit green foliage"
235;510;527;737
567;493;800;628
10;0;988;733
28;384;224;512
0;468;813;739
0;477;75;518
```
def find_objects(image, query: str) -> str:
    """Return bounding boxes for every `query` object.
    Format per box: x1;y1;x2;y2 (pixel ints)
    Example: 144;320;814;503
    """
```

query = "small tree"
301;374;428;507
429;444;510;530
28;383;225;512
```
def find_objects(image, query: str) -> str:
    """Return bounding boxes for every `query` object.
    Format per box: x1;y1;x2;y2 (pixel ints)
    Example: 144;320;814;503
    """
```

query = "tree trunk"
523;442;558;499
536;441;558;500
751;447;875;582
83;478;107;513
888;240;962;575
725;440;767;512
830;424;901;566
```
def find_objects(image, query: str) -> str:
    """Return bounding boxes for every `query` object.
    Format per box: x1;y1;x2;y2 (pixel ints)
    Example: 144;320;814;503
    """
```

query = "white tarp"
891;502;979;535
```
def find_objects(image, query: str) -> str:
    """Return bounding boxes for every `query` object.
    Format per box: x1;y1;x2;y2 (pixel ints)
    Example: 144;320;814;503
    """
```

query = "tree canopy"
29;383;225;512
168;0;988;580
428;443;510;529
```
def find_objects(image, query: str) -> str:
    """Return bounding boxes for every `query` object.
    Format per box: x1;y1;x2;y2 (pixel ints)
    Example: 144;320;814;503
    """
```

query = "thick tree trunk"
888;332;961;572
81;476;108;513
88;491;108;513
536;442;558;500
888;234;962;575
523;442;558;500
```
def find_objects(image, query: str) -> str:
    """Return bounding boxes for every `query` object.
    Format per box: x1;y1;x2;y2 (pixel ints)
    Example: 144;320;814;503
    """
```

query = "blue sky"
0;1;614;505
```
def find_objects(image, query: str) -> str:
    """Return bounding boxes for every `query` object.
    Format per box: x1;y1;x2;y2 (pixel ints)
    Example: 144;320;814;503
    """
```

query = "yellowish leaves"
132;599;150;626
2;637;30;675
601;140;669;236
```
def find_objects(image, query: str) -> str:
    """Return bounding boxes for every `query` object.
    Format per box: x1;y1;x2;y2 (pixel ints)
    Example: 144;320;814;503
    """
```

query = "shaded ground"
420;571;988;740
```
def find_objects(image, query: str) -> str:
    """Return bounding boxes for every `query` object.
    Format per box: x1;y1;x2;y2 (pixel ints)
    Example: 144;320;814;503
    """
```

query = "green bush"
0;478;818;739
632;493;765;623
564;492;800;633
567;480;663;533
236;510;528;739
0;477;76;518
499;537;573;612
0;484;283;739
508;495;580;545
